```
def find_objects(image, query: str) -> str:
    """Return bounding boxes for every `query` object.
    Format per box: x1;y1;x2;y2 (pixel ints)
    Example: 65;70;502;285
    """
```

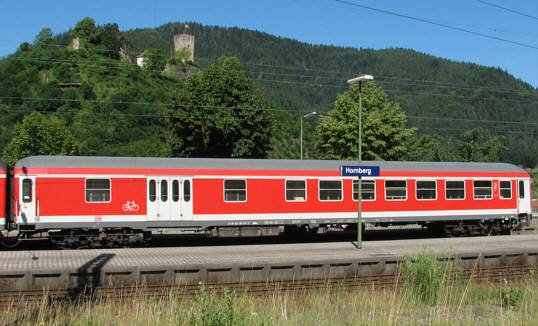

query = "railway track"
1;265;535;305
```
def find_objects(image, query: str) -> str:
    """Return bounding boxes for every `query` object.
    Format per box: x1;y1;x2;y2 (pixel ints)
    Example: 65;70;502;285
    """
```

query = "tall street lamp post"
300;112;317;160
347;74;374;249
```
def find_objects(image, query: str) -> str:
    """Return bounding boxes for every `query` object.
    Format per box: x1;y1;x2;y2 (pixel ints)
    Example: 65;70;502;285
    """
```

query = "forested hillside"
1;20;536;167
121;22;538;167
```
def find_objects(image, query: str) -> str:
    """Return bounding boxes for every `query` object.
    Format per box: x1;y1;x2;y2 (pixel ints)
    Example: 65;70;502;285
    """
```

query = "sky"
0;0;537;88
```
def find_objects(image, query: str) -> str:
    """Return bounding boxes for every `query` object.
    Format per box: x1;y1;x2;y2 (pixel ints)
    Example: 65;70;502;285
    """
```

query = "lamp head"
303;112;317;119
347;74;374;84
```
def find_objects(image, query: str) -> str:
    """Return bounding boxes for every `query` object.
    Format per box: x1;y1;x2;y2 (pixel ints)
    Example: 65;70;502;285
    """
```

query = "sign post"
347;75;375;248
341;165;380;249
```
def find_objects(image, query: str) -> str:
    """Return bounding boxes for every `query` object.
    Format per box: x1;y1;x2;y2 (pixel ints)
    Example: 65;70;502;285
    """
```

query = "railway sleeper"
49;228;150;249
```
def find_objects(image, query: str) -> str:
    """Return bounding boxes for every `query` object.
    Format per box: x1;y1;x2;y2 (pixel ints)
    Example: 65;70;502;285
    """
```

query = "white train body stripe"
33;208;516;224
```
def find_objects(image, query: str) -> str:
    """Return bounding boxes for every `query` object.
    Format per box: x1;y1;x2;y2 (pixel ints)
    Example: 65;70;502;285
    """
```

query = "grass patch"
400;250;459;305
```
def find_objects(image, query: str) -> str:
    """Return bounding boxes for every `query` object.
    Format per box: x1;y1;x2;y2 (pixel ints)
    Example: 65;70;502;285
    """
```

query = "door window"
149;180;156;202
161;180;168;202
172;180;179;202
184;180;191;202
22;179;32;203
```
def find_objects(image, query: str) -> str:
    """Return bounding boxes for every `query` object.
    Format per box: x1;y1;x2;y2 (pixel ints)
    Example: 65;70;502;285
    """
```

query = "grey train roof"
0;158;7;171
14;155;527;174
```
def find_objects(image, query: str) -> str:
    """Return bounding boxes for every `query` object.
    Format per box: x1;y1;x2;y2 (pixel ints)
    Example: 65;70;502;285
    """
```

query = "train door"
18;176;37;224
517;179;531;214
181;178;193;221
147;177;192;220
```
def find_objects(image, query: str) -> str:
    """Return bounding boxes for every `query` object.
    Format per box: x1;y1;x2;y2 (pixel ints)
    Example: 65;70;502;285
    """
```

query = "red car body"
9;156;532;232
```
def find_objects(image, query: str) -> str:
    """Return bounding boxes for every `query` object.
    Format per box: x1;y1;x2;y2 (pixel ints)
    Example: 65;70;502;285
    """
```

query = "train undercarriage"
1;214;531;249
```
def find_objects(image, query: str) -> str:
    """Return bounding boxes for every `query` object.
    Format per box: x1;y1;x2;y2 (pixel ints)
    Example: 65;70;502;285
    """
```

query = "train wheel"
0;233;21;248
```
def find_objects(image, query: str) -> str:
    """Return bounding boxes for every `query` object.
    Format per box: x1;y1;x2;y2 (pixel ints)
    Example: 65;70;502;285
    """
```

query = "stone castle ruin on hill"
174;32;194;62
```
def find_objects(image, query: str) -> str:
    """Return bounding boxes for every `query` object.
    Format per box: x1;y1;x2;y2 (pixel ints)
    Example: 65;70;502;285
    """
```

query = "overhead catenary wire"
6;50;538;99
254;77;538;104
1;97;537;131
1;1;537;91
475;0;538;21
1;48;537;130
331;0;538;50
1;107;536;137
292;0;538;38
4;56;538;106
4;34;537;95
1;64;538;119
2;68;538;116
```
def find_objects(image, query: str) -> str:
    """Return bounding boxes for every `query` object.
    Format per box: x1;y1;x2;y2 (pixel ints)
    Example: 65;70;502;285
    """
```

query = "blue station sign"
340;165;380;177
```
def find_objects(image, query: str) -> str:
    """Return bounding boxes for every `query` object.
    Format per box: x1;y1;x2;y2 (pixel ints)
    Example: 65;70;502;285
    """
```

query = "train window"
286;180;306;201
519;180;525;199
499;181;512;199
385;180;407;200
445;181;465;200
416;181;437;200
85;179;110;203
22;179;32;203
184;180;191;202
473;180;492;199
172;180;179;202
224;179;246;202
353;180;375;201
319;180;342;201
161;180;168;202
149;180;156;202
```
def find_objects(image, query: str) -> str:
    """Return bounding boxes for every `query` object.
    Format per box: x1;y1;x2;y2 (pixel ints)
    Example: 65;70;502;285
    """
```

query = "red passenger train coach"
3;156;534;248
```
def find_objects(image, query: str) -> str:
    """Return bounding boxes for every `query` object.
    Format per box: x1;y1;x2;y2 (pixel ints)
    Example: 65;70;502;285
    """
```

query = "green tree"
142;48;165;72
72;17;97;41
98;23;121;59
405;134;452;161
457;127;507;162
2;112;80;165
317;82;415;160
33;28;53;47
167;56;273;158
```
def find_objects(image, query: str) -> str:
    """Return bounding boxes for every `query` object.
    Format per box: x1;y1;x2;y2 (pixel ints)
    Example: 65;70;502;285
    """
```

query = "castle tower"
174;25;195;62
